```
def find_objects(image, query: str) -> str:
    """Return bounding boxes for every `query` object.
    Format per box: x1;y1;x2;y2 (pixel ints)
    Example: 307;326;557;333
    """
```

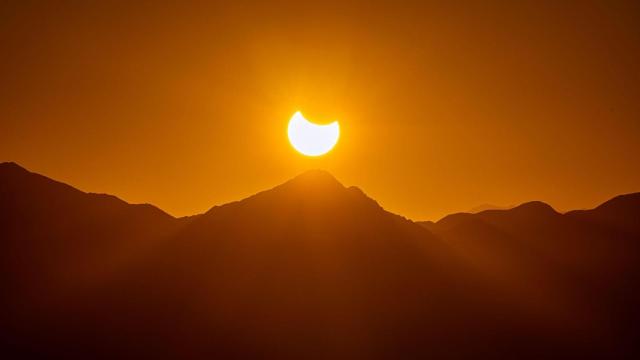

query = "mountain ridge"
4;162;636;226
0;161;175;220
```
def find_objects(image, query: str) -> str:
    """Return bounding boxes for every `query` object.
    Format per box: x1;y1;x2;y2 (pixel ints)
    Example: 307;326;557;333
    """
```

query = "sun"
287;112;340;156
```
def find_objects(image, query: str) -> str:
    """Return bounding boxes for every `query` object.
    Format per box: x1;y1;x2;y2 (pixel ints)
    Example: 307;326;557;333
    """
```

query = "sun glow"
287;112;340;156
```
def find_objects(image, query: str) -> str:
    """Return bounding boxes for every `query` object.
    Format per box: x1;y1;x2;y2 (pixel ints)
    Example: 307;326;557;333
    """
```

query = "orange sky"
1;0;639;220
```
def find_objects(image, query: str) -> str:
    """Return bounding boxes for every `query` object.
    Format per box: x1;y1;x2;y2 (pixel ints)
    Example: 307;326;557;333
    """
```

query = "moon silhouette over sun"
287;112;340;156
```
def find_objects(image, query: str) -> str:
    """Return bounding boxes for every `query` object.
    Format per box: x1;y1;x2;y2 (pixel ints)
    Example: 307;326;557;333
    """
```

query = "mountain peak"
199;169;423;239
290;169;341;184
278;169;345;193
0;161;27;173
510;201;558;215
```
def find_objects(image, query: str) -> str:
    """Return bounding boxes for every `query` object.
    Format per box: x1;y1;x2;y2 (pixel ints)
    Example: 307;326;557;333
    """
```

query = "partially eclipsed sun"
288;112;340;156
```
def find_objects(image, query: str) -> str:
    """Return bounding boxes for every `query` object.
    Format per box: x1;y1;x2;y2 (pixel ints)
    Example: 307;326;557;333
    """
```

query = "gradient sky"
1;0;639;220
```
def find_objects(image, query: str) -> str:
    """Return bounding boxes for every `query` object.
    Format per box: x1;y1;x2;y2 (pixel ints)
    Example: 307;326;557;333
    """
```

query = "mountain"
0;163;192;325
421;197;640;357
0;162;187;291
566;192;640;235
1;162;639;358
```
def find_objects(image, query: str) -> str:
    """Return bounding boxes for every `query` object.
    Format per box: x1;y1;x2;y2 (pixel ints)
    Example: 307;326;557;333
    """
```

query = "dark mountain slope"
0;163;188;327
566;192;640;235
421;195;640;356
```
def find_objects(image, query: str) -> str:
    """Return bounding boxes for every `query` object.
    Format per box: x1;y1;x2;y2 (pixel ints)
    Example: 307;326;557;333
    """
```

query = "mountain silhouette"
0;162;187;294
421;196;640;357
1;162;639;358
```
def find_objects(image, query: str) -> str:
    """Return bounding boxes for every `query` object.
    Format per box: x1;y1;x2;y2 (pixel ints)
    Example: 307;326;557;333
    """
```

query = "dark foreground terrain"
1;162;639;359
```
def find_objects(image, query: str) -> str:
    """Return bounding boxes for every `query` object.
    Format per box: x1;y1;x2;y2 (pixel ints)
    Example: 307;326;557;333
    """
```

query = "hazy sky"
1;0;639;220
